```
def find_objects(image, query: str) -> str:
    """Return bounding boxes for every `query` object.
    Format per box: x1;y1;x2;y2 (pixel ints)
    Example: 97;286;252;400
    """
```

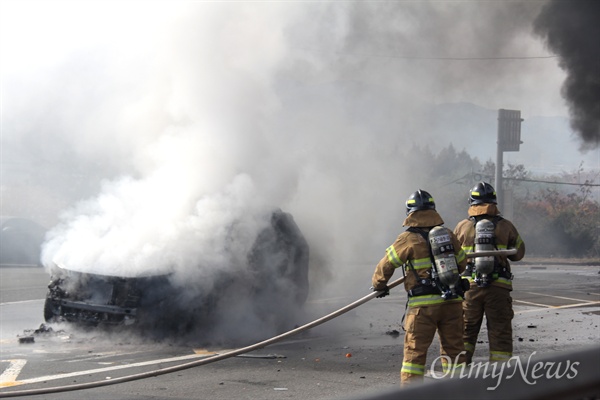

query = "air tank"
428;226;460;298
474;219;495;287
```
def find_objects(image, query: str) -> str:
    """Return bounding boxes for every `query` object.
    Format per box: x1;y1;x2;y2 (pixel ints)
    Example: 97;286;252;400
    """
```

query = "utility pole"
496;109;523;214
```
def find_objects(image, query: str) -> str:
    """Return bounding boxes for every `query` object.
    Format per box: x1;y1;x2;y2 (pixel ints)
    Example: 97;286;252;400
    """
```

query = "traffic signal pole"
495;138;504;211
496;109;523;213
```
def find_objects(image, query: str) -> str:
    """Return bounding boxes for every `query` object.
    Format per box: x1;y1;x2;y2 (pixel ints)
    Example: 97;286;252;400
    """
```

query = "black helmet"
469;181;497;205
405;190;436;215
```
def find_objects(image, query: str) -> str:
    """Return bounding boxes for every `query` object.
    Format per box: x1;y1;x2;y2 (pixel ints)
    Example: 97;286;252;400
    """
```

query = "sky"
1;1;598;310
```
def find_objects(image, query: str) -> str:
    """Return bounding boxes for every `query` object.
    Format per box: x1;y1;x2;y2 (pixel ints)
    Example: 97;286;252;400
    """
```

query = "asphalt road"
1;263;599;399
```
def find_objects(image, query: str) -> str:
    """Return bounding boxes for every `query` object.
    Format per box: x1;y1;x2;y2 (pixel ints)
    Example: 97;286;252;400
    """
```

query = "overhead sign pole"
496;109;523;213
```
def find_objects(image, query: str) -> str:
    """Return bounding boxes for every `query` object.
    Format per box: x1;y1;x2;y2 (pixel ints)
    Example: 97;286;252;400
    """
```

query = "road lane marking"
0;360;27;387
515;301;600;314
0;352;221;387
193;349;220;355
521;291;599;303
0;299;44;306
513;299;550;307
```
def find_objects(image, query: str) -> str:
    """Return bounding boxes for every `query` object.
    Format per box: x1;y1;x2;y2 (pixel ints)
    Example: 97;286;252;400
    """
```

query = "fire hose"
0;248;516;398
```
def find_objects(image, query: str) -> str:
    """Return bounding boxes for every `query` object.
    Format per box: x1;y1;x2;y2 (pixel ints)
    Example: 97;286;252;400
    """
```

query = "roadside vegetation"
403;144;600;259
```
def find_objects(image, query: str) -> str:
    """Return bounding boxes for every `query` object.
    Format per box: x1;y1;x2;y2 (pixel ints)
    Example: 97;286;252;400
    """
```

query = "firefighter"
372;190;468;385
453;181;525;364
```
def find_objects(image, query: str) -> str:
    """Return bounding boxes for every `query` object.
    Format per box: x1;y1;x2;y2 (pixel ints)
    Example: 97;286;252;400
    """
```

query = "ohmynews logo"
430;351;580;390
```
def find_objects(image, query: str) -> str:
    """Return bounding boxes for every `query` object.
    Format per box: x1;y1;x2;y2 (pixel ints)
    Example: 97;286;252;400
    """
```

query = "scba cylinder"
428;226;460;297
474;219;495;286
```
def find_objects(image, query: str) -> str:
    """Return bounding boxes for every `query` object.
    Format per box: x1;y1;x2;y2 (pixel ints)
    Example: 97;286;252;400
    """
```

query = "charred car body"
43;209;309;335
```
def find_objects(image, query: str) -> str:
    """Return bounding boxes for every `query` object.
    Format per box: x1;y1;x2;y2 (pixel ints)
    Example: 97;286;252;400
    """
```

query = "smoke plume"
534;0;600;150
0;1;573;340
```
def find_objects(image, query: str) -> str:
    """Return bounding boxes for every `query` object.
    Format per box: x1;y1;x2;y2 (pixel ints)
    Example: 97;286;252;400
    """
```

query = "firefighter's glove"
374;286;390;298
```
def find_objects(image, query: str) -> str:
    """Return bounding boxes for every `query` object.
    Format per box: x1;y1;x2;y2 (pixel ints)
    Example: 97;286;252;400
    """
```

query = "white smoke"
29;2;302;280
2;1;569;298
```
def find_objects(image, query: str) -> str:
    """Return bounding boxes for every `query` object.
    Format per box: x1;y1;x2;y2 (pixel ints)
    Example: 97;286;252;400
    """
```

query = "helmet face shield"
469;181;497;205
406;189;436;215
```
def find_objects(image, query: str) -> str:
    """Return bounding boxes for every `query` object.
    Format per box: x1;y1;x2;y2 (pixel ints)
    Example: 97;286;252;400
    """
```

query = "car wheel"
43;295;59;322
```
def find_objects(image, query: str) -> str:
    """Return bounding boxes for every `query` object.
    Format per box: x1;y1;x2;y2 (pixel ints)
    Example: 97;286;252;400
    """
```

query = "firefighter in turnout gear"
453;182;525;364
372;190;468;385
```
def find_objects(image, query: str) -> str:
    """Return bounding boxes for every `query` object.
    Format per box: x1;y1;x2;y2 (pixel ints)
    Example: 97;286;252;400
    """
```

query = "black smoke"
534;0;600;150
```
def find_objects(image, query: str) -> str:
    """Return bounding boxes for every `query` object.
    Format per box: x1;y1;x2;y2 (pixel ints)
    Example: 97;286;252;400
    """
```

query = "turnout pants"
463;285;514;363
401;301;465;384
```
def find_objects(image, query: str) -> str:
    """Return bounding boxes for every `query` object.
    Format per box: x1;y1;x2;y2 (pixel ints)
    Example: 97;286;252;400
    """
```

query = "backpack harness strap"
404;227;441;297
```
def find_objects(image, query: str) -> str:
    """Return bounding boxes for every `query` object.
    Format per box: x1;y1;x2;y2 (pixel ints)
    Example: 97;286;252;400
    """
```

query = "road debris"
235;353;286;359
385;329;400;337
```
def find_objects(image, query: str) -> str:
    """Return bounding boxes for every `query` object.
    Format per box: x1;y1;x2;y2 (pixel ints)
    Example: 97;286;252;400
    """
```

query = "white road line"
0;352;216;387
0;360;27;386
521;291;599;303
513;299;551;307
0;299;44;306
515;301;600;314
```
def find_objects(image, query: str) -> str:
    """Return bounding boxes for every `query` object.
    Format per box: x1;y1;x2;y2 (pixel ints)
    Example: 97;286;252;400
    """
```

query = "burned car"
43;209;309;336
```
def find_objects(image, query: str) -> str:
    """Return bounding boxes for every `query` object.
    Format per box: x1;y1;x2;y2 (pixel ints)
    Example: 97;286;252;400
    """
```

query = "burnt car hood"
45;264;173;325
43;209;310;335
